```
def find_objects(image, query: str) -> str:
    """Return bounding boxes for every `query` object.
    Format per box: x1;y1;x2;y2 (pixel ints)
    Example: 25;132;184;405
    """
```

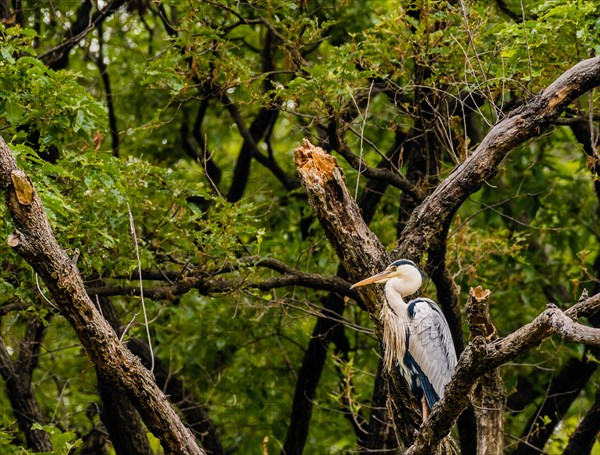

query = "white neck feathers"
381;302;407;373
380;264;422;373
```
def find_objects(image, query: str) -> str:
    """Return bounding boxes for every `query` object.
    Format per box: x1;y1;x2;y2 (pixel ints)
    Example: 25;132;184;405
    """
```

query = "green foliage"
0;26;105;151
30;423;81;455
0;0;598;454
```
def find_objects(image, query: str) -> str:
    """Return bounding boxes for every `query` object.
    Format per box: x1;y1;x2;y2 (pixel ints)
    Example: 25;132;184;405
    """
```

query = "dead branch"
294;139;421;444
466;287;504;455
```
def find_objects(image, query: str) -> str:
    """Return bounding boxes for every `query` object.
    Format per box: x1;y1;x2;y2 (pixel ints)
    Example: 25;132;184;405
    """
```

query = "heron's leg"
421;396;429;421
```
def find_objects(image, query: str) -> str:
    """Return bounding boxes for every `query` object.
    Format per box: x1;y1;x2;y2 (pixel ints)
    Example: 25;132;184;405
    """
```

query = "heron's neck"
384;279;408;313
380;289;408;373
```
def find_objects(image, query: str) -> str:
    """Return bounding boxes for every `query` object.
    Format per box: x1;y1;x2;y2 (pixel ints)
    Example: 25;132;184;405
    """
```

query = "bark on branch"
86;267;354;300
394;56;600;261
294;54;600;448
404;292;600;455
0;136;203;455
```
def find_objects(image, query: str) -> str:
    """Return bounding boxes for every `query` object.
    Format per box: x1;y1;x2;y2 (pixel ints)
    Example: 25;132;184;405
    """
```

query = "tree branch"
86;255;356;301
405;291;600;455
39;0;127;70
0;136;203;455
95;21;120;157
394;56;600;261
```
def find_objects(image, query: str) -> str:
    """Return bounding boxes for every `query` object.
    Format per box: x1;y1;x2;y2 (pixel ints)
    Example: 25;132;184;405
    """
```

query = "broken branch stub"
294;139;388;314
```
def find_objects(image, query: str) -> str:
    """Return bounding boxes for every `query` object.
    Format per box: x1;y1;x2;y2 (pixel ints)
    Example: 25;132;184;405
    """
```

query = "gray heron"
351;259;457;419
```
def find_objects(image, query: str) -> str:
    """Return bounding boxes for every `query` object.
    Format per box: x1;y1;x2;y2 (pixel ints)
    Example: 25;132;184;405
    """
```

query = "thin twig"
127;202;154;373
351;80;374;200
519;0;533;94
95;294;103;318
589;88;597;148
35;273;57;309
458;0;498;122
120;311;140;342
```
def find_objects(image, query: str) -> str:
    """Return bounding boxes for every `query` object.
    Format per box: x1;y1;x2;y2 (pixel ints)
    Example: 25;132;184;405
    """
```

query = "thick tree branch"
128;338;225;455
294;140;420;445
283;133;409;455
404;291;600;455
0;137;203;455
394;56;600;261
91;291;159;455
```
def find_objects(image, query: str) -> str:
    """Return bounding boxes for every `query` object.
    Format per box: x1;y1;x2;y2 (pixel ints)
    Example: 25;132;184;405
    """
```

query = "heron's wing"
406;298;457;407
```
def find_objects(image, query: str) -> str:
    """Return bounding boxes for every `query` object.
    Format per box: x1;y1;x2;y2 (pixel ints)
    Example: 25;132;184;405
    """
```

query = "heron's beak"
350;270;392;289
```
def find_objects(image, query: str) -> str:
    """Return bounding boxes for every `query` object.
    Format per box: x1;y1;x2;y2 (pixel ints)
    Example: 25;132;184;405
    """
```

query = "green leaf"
4;100;24;125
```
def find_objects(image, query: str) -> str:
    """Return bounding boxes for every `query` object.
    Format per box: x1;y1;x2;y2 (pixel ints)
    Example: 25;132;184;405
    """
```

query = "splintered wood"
294;139;337;187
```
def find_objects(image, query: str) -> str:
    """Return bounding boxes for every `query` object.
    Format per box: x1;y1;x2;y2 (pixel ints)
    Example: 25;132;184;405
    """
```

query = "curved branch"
405;292;600;455
394;56;600;261
39;0;127;70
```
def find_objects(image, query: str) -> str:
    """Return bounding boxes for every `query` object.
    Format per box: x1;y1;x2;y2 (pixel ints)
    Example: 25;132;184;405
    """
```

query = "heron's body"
352;259;457;416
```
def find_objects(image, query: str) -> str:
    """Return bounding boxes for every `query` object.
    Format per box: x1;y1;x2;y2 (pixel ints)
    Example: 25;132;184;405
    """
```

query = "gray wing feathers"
407;298;457;400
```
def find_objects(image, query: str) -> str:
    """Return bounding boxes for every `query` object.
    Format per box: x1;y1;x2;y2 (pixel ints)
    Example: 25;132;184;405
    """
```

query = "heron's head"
350;259;424;297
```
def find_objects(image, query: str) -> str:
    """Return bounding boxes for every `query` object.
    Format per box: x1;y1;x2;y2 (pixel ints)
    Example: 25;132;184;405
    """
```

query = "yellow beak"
350;270;392;289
